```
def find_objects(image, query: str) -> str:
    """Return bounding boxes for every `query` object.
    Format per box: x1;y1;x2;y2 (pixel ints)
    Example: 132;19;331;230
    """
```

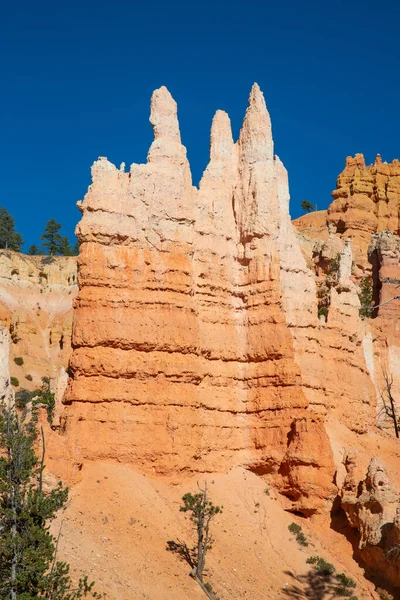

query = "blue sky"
1;0;400;250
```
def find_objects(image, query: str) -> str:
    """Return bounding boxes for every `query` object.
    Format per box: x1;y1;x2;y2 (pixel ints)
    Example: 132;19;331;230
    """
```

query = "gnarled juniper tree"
0;401;101;599
180;482;222;585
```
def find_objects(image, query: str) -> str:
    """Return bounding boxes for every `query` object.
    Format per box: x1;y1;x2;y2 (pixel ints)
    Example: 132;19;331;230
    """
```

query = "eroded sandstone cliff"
64;85;325;495
0;250;77;389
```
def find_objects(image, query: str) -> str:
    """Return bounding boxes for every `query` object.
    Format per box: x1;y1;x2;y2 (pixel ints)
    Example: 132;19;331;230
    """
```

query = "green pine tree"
28;244;39;256
0;401;101;599
0;208;24;252
40;220;63;255
73;240;80;256
60;237;74;256
300;200;315;214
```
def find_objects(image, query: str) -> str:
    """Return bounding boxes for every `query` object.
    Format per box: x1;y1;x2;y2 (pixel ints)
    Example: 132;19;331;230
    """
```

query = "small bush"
359;277;373;318
305;556;358;598
15;388;32;409
288;522;308;546
14;356;24;366
10;377;19;387
31;377;55;424
25;374;33;381
296;532;308;547
306;556;335;577
334;572;356;597
288;522;301;535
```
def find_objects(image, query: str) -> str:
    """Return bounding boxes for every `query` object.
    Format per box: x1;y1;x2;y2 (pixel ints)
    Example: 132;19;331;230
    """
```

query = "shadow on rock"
166;539;197;569
281;568;358;600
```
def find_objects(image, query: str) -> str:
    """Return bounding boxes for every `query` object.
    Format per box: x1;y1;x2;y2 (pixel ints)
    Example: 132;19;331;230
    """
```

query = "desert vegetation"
0;400;101;598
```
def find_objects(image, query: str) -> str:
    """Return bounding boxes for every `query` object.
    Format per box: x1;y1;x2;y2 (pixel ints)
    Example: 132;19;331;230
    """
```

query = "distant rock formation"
0;251;77;389
327;153;400;271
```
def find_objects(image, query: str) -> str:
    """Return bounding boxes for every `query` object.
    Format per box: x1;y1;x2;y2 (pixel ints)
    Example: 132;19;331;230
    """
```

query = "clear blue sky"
1;0;400;251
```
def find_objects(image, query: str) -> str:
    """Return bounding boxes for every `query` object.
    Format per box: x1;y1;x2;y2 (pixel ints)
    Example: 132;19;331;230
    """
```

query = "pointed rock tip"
210;110;233;160
248;82;266;109
211;110;232;136
150;86;181;143
238;83;273;162
152;85;175;103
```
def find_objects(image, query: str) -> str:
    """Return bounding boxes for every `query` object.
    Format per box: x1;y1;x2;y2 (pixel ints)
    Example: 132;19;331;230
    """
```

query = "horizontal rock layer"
64;85;320;484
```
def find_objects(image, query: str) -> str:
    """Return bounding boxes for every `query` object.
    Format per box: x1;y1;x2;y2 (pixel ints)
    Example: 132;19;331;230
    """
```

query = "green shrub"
14;356;24;366
296;532;308;547
15;388;33;409
25;374;33;381
306;556;335;577
288;522;308;546
359;277;373;318
305;556;358;598
10;377;19;387
288;522;301;535
31;377;55;424
334;572;357;597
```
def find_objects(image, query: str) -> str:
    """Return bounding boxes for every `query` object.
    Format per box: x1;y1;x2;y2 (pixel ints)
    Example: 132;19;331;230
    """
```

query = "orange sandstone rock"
64;85;317;490
328;154;400;271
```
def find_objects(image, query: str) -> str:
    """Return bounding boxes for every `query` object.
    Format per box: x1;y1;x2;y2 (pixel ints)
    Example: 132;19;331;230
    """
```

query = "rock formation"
64;84;318;487
0;326;14;406
6;87;400;597
327;153;400;272
341;455;400;592
0;250;77;390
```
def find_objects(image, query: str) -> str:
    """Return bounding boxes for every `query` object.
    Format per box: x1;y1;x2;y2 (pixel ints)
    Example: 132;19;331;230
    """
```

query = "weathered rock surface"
341;455;400;593
6;88;400;597
0;251;77;390
64;84;316;485
0;326;14;405
327;153;400;271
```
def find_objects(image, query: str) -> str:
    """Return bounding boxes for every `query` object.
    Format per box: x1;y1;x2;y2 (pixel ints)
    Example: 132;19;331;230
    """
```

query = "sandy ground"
51;462;379;600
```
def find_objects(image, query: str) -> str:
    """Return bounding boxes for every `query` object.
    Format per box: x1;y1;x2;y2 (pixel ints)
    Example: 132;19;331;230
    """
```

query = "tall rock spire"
149;86;181;143
210;110;234;162
197;109;236;237
238;83;273;164
147;86;188;170
233;83;278;239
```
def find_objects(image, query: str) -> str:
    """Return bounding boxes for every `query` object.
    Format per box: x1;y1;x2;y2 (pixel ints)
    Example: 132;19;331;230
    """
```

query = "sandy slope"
52;463;378;600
